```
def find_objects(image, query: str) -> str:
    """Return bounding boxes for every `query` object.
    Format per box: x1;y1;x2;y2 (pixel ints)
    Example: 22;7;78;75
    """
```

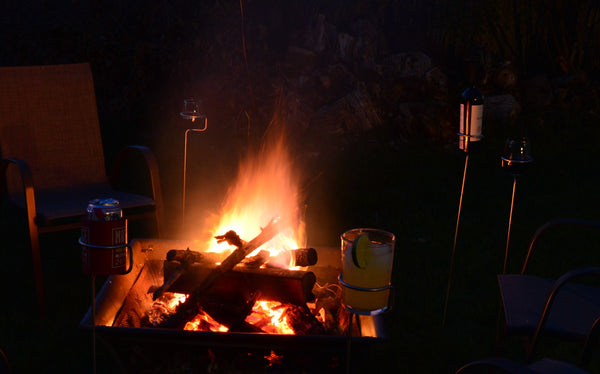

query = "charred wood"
163;261;316;305
159;217;286;329
165;247;317;268
166;249;223;264
282;303;325;335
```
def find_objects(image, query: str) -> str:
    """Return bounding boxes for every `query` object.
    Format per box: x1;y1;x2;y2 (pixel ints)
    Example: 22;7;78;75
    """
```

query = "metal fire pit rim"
80;238;390;349
78;322;386;353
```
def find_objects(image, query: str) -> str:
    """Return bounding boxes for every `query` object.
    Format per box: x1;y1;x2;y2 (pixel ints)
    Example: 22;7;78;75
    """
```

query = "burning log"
152;248;216;300
159;217;287;329
165;246;318;269
199;290;264;332
268;247;318;267
153;247;317;303
163;261;317;305
166;249;223;264
242;250;271;268
280;304;326;335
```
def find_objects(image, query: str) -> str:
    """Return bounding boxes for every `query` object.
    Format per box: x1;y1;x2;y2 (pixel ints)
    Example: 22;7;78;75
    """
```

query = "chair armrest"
109;145;163;204
0;157;38;220
522;219;600;274
528;266;600;361
581;314;600;366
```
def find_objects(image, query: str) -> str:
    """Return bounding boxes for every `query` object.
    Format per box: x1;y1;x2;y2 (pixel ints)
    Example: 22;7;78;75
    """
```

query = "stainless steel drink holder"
78;238;134;275
338;273;393;374
338;274;393;315
457;132;484;139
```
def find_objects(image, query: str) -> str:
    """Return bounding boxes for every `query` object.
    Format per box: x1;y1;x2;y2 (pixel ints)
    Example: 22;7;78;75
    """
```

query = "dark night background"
2;0;600;372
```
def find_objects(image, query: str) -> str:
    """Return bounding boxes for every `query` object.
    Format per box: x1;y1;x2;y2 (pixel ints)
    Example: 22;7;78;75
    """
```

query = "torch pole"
503;176;517;274
442;152;469;327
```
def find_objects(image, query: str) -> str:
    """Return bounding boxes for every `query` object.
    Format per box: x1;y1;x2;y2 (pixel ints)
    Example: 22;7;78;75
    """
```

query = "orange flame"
179;299;297;334
181;132;307;333
183;311;229;332
202;135;305;260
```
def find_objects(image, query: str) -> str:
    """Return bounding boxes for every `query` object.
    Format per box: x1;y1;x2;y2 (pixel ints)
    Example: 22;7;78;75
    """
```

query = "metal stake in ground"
442;153;470;327
503;175;517;274
500;137;533;273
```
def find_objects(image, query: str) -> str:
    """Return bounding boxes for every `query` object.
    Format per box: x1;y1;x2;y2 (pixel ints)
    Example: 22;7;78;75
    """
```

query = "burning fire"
245;300;295;334
202;135;306;265
168;135;309;333
177;297;297;335
184;310;229;332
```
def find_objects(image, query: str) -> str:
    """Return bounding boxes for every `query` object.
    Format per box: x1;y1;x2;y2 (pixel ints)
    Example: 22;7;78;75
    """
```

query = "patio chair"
496;218;600;365
455;357;589;373
0;63;164;315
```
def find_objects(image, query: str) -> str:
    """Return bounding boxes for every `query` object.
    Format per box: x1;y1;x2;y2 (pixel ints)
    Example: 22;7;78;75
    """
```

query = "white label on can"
112;247;126;268
112;226;127;245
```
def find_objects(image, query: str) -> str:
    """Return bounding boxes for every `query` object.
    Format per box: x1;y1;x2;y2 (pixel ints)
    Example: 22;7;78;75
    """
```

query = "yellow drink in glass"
340;228;395;315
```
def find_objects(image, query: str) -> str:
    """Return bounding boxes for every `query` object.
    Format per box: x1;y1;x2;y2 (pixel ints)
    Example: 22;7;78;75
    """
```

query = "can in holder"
80;198;132;275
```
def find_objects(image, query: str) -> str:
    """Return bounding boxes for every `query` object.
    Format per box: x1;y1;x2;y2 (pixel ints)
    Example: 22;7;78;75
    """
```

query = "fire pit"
80;238;389;372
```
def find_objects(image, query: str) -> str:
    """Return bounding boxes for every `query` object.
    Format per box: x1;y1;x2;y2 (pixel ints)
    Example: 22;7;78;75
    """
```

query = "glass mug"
340;228;395;315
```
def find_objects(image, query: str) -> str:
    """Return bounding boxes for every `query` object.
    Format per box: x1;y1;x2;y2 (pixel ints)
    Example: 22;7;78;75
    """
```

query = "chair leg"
27;217;45;316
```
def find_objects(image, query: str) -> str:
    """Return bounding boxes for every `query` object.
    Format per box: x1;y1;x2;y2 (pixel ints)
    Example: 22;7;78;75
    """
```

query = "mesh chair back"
0;63;108;196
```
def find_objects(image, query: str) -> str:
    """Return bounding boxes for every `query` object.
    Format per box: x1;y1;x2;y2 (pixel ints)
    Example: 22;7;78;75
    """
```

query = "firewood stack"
161;247;318;305
154;246;325;333
111;239;349;336
126;220;324;334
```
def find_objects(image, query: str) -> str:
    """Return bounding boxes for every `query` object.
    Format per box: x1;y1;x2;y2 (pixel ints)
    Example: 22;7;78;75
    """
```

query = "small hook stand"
180;98;208;228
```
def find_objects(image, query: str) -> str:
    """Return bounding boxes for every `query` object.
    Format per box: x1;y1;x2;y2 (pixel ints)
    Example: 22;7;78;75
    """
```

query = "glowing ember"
201;135;305;263
264;350;284;367
180;299;296;334
183;311;229;332
147;292;189;326
245;300;295;335
166;292;188;308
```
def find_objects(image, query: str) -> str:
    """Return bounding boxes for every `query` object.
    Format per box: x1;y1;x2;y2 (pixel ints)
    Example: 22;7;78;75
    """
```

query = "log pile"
137;219;330;334
159;218;286;329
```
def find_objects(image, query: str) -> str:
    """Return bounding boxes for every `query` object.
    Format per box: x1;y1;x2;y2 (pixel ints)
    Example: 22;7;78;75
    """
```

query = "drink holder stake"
78;239;133;374
443;151;470;327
